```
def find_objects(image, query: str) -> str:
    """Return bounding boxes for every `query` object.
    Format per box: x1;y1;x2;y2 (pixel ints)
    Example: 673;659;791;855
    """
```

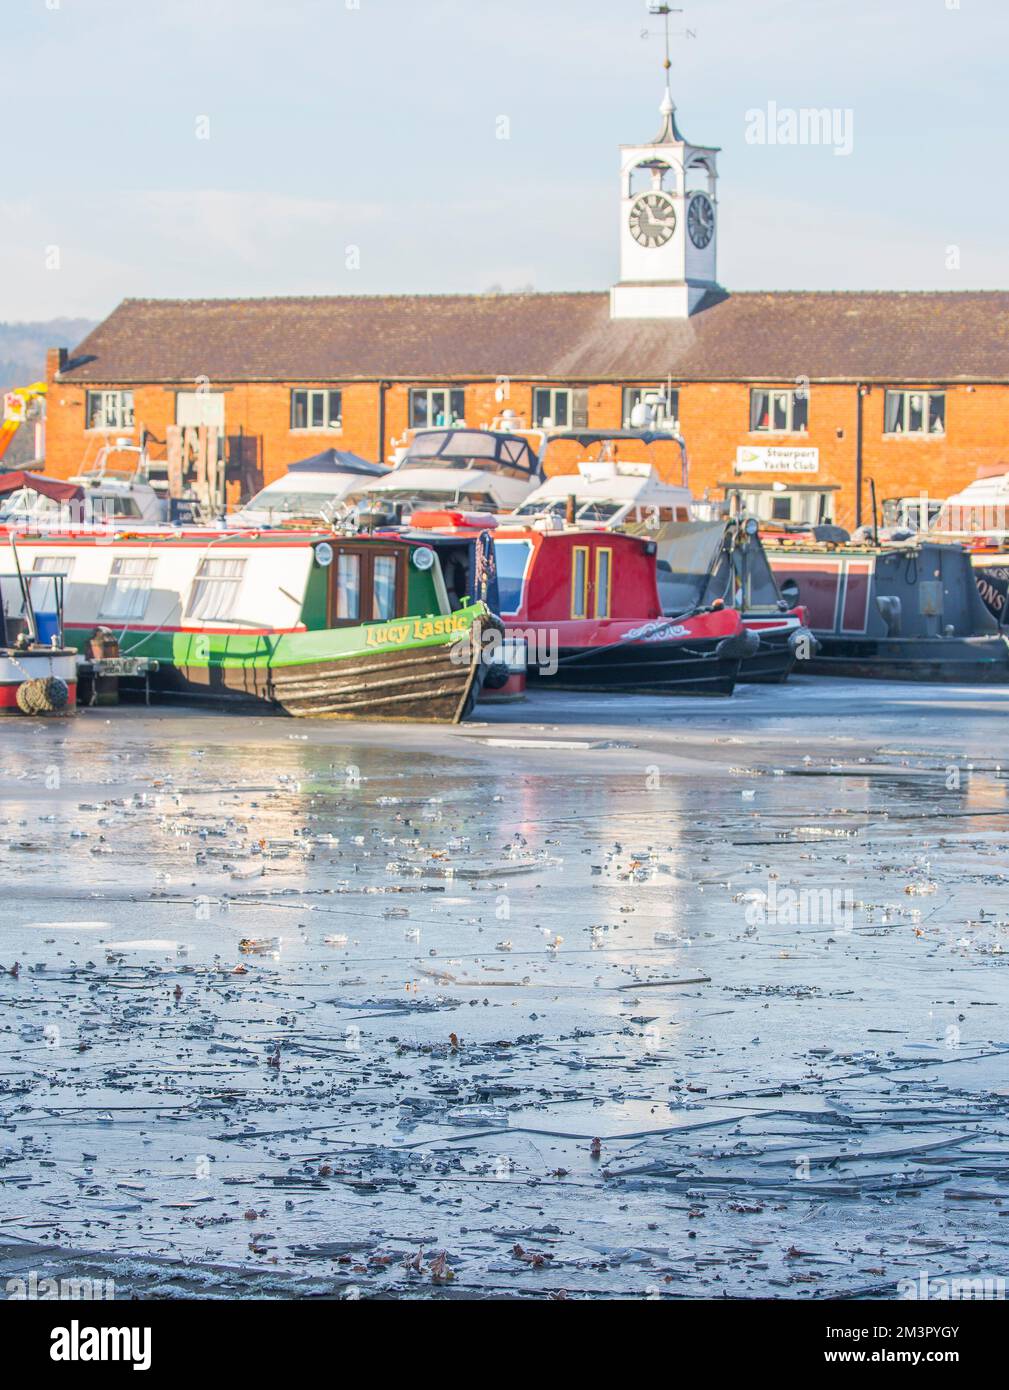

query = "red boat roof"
0;471;84;503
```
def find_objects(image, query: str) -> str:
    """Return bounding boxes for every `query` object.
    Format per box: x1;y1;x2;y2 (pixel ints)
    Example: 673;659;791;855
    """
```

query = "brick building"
43;85;1009;528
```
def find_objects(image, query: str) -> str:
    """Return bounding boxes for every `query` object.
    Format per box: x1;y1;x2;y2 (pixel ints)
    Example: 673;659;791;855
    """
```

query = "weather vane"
641;3;695;82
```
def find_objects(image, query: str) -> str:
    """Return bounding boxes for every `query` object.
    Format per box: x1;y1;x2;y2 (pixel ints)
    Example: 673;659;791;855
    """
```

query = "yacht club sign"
735;446;819;474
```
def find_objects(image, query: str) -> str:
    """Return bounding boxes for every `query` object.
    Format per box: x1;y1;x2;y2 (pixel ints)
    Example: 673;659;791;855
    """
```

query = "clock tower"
610;75;720;319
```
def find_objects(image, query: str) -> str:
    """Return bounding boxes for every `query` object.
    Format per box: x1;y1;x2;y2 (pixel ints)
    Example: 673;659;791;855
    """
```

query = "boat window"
101;557;157;621
29;556;74;614
594;548;612;619
243;489;341;519
335;553;361;620
576;501;622;524
105;495;142;518
186;557;246;622
494;540;533;614
655;523;726;616
513;498;567;519
571;546;589;620
372;554;398;620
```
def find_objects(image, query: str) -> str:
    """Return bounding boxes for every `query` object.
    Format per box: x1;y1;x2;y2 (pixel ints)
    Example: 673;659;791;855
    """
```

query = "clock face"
629;192;676;248
688;192;715;249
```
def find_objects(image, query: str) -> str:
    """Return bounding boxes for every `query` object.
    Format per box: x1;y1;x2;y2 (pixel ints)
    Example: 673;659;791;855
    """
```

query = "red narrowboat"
400;512;759;696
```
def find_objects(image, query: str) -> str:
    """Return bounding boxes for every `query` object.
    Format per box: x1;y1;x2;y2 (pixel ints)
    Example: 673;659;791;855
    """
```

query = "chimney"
46;347;68;381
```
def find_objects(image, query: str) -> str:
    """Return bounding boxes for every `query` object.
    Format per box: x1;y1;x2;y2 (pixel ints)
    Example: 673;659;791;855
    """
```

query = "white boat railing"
931;503;1009;539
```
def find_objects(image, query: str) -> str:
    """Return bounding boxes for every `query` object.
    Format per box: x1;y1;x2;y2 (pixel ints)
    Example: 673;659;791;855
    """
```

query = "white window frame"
622;386;679;428
290;388;343;432
749;387;809;435
883;389;946;438
532;388;572;429
185;557;247;622
86;390;135;431
27;556;73;616
408;388;466;430
99;557;156;621
176;391;226;429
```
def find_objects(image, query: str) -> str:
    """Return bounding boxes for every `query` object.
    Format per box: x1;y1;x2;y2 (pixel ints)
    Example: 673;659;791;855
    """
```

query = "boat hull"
793;632;1009;682
528;639;740;695
737;614;811;683
0;648;77;714
969;554;1009;625
767;543;1007;682
83;605;489;721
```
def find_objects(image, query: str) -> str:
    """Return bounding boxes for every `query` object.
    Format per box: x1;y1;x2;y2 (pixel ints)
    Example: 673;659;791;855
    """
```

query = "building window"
532;388;572;429
186;558;245;622
291;389;342;432
884;389;945;436
177;392;226;429
623;387;679;428
86;390;134;430
749;388;808;434
409;388;465;429
100;557;156;621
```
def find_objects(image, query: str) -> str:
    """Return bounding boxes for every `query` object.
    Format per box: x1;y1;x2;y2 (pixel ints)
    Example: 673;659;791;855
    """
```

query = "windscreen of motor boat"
705;532;784;612
401;431;540;481
644;522;726;616
493;538;534;615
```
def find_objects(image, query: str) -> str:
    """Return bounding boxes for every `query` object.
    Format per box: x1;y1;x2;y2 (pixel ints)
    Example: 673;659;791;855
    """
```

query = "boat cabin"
491;526;661;625
351;427;545;516
0;529;453;662
512;459;692;529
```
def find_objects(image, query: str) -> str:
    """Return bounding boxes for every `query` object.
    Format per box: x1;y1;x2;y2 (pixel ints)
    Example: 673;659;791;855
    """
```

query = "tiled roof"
56;290;1009;385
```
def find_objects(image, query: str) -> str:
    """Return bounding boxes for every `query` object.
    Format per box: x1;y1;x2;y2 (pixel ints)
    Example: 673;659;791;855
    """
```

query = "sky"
2;0;1006;320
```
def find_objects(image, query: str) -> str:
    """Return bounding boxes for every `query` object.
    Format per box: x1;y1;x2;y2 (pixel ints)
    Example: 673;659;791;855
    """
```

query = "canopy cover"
0;470;84;503
287;449;387;476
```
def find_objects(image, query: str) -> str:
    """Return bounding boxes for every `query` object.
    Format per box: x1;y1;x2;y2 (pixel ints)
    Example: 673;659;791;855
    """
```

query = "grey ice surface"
3;677;1009;1300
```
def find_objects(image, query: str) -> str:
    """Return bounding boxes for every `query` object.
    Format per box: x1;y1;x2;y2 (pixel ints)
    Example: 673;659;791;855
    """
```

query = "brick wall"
43;354;1009;522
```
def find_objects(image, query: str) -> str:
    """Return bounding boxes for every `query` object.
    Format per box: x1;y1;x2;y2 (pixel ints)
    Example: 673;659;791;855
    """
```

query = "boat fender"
15;676;70;716
716;628;761;660
479;615;511;690
876;595;902;636
788;626;819;658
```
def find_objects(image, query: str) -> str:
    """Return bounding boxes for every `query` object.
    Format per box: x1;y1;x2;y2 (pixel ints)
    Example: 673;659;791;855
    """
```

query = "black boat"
766;538;1009;681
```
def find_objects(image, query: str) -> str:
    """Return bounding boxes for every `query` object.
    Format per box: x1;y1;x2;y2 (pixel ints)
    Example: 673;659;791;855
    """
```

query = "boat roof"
943;473;1009;505
519;460;690;506
0;471;84;503
400;428;542;474
0;524;426;549
287;448;387;476
546;430;684;446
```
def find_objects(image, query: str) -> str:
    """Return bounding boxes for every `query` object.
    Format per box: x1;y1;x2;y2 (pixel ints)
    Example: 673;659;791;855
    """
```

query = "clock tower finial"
610;3;720;319
652;6;685;143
